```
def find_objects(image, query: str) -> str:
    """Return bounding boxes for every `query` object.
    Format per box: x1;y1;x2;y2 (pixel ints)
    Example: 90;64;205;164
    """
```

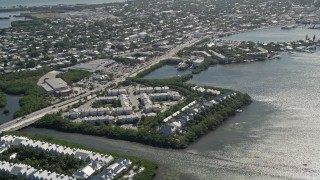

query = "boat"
236;109;243;113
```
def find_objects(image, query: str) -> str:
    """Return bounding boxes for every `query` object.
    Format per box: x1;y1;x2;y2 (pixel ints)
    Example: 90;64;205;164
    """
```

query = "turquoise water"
0;0;124;8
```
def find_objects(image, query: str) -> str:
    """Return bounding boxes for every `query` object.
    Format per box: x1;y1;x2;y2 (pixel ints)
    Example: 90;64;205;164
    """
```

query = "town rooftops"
64;59;115;73
0;160;75;180
11;136;28;146
94;158;132;180
2;135;114;166
73;164;95;179
74;149;93;160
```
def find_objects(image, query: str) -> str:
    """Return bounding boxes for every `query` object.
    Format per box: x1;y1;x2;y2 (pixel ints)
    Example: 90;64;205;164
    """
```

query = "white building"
192;58;204;67
119;94;130;107
135;86;169;94
69;109;79;119
144;104;162;113
78;108;111;117
206;89;221;95
73;164;96;179
95;158;132;180
107;89;127;96
117;114;138;123
154;86;169;93
0;142;8;153
89;154;114;165
2;135;114;165
73;149;93;161
149;92;180;101
169;91;181;100
112;107;133;115
82;116;115;124
140;93;152;106
95;96;118;103
0;160;75;180
135;87;154;94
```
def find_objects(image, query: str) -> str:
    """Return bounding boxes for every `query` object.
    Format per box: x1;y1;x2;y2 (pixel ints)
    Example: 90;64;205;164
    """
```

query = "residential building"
73;164;96;179
117;114;138;123
112;107;133;115
82;116;115;124
0;160;75;180
69;109;79;119
94;158;132;180
193;58;204;67
107;89;127;96
143;104;161;113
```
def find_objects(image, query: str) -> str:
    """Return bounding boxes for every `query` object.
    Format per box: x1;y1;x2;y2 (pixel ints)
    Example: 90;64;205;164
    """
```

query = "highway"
0;36;203;133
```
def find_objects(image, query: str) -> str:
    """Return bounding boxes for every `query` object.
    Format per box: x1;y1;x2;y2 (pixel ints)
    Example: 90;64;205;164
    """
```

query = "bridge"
0;93;96;133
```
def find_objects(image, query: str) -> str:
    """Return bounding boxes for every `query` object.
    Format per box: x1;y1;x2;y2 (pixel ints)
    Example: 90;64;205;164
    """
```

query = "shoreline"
32;61;252;149
0;1;125;11
0;3;295;40
218;21;296;38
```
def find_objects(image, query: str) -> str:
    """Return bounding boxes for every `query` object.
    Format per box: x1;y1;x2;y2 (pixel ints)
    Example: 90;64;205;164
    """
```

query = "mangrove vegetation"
0;69;51;118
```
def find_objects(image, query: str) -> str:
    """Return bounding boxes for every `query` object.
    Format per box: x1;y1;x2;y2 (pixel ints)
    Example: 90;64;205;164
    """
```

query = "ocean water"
0;11;29;29
0;0;124;8
224;25;320;42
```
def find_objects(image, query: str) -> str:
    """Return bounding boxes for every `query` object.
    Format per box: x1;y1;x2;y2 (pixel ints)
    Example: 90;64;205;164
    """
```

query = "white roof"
82;165;95;176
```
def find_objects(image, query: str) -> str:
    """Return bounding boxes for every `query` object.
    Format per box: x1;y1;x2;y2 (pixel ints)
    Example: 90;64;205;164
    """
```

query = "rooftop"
45;78;68;90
